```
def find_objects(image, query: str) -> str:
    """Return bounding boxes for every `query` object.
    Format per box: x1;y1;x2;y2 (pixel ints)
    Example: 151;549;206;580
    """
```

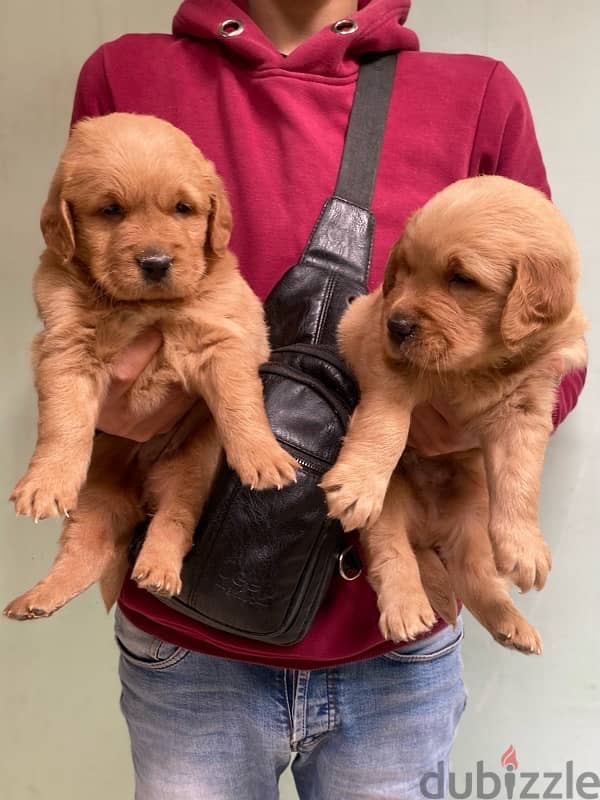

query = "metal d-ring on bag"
156;52;398;645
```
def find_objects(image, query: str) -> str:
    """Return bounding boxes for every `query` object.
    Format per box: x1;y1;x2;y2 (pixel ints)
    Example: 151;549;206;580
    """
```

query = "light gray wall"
1;2;598;798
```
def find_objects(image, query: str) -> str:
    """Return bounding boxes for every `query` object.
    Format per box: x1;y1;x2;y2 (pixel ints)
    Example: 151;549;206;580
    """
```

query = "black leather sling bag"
153;52;398;644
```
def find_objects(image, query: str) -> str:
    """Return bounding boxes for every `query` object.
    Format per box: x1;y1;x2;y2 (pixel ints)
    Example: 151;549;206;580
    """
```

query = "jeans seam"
118;640;190;671
382;628;464;663
326;668;338;732
291;671;310;747
283;669;294;735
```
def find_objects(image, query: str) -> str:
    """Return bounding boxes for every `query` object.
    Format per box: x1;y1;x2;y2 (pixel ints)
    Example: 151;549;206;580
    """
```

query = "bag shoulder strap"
264;52;398;348
335;51;398;210
298;52;398;287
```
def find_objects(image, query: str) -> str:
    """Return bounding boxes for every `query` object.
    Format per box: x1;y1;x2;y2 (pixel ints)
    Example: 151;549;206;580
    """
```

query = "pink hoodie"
71;0;586;667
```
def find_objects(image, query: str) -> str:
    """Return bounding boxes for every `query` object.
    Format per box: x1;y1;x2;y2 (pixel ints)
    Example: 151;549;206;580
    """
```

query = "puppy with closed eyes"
5;112;297;620
321;176;587;651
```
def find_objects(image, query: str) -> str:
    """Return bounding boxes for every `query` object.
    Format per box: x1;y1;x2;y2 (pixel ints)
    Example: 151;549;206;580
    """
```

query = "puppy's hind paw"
3;585;70;620
493;613;543;656
132;562;183;598
378;595;437;643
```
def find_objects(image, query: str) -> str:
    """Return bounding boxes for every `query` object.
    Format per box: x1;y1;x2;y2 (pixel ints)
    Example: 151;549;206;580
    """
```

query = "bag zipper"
280;440;334;472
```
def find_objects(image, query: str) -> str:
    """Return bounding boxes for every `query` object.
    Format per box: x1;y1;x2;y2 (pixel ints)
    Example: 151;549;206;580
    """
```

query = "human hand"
98;328;196;442
407;401;478;457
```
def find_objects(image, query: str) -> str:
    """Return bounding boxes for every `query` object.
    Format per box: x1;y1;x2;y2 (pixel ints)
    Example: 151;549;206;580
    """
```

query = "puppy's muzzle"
387;315;417;342
136;250;173;282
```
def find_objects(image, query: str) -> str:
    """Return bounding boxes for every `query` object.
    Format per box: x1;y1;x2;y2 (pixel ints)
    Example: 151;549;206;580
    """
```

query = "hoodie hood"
173;0;418;77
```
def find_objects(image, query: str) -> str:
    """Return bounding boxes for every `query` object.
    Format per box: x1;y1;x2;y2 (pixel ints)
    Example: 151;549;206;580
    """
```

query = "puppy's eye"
449;272;477;288
175;202;194;215
100;203;124;218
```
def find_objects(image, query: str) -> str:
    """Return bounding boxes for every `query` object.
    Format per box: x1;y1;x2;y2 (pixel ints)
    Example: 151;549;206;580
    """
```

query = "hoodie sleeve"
470;61;586;430
70;46;114;126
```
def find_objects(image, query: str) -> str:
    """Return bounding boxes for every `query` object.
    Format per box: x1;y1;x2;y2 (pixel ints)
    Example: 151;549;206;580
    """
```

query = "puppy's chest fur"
94;305;211;412
34;256;258;418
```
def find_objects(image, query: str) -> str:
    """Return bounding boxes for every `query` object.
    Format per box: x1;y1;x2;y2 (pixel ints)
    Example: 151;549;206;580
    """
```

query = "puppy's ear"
40;167;75;263
500;252;575;348
205;173;232;260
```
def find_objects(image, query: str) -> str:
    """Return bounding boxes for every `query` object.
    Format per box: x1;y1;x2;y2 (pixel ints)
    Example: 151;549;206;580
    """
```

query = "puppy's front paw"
490;527;552;593
378;591;437;643
10;467;81;521
320;462;387;532
229;440;298;490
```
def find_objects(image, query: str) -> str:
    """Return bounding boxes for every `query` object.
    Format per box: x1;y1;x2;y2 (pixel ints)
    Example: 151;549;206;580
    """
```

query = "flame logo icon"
501;744;519;770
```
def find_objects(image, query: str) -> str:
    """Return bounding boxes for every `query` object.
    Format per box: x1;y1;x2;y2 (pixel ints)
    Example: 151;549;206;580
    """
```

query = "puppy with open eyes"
321;176;587;652
5;112;298;620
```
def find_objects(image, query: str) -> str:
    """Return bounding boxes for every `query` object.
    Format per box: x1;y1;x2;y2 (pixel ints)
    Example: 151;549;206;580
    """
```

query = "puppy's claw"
132;560;183;598
11;468;82;522
319;482;342;494
3;587;69;620
491;611;542;656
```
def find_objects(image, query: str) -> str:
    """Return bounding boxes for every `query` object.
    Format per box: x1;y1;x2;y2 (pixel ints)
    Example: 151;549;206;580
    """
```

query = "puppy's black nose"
387;316;417;341
136;252;173;282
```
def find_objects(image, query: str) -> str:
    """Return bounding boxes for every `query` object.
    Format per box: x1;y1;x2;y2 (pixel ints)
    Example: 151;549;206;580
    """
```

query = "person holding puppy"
69;1;586;797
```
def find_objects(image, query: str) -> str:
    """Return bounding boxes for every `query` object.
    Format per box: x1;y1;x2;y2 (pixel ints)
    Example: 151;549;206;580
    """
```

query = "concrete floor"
1;2;598;798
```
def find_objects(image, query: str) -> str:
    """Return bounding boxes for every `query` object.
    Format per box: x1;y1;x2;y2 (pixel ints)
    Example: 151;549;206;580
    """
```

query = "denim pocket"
382;618;464;663
114;607;190;670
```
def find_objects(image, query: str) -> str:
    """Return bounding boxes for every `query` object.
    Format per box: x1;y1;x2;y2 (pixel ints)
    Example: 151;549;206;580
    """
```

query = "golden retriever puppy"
321;176;587;650
5;113;297;619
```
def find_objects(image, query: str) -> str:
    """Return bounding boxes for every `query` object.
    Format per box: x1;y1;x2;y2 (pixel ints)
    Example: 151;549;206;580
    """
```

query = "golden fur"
5;113;297;619
321;176;587;653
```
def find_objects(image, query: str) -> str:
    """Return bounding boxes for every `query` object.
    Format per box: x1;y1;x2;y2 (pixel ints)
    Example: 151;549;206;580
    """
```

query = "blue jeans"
116;608;466;799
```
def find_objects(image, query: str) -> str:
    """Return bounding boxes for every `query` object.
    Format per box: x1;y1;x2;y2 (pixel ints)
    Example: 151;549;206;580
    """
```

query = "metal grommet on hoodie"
218;19;245;38
331;18;358;35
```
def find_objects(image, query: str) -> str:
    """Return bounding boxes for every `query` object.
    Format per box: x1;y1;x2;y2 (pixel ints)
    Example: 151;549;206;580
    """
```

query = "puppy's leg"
441;492;543;655
4;482;141;620
414;548;458;627
482;412;553;593
321;390;414;532
362;474;436;643
11;360;108;521
5;434;142;619
187;343;297;491
132;418;221;597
